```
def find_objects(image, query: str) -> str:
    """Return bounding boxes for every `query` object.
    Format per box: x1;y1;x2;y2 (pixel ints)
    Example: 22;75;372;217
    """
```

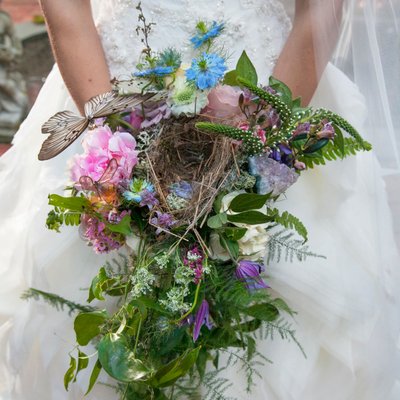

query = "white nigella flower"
209;190;271;261
167;74;208;117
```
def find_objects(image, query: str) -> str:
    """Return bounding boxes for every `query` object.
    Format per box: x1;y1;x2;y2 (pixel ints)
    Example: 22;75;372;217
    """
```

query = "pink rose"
204;85;243;122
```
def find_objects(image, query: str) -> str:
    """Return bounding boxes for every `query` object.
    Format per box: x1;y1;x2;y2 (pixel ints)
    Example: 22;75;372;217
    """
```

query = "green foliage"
46;209;81;232
227;210;272;225
224;50;258;86
64;356;76;391
21;288;95;316
74;311;108;346
299;136;371;169
228;193;271;213
98;333;150;383
85;360;102;395
267;208;308;242
266;230;326;264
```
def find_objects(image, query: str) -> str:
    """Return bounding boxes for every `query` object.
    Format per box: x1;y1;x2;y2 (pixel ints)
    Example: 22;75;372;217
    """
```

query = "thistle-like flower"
133;66;175;78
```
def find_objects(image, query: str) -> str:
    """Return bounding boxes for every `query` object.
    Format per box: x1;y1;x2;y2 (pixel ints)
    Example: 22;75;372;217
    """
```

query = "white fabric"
0;1;399;399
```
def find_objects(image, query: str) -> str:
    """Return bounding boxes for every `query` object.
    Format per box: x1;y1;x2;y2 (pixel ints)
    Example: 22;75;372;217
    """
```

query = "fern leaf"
267;209;308;242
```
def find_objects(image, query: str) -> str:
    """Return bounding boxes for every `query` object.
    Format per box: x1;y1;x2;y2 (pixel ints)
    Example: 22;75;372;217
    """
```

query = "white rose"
209;191;270;261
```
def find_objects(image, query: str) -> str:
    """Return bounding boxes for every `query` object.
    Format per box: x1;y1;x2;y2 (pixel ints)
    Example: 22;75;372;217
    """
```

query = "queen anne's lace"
94;0;291;83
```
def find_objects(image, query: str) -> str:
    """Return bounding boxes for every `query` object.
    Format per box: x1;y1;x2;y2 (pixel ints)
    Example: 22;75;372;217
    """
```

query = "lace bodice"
93;0;292;84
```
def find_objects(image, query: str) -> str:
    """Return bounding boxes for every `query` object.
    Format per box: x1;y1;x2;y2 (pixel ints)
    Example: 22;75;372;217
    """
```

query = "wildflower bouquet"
29;7;371;400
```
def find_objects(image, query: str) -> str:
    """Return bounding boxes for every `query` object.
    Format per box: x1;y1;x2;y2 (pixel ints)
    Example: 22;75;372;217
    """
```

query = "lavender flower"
150;211;176;235
193;299;213;342
292;122;311;138
132;100;172;129
170;181;193;200
316;121;335;140
235;260;269;291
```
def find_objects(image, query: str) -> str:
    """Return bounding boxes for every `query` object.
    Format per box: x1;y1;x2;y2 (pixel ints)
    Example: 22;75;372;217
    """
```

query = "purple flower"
193;300;213;342
170;181;193;200
316;121;335;140
183;246;204;284
235;260;269;291
150;211;176;235
140;189;159;209
292;122;311;137
269;143;293;166
132;100;172;129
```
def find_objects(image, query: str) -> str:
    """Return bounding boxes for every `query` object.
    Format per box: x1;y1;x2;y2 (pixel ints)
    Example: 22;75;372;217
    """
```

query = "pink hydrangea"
204;84;243;123
70;125;138;184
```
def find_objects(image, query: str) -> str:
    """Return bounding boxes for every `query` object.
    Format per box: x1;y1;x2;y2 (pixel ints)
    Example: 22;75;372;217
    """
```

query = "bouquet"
27;6;371;399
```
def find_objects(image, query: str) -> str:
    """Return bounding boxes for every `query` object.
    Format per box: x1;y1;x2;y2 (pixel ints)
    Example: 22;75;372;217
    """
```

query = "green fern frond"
267;230;326;264
236;77;291;124
195;122;264;155
22;288;95;316
298;137;370;169
267;209;308;242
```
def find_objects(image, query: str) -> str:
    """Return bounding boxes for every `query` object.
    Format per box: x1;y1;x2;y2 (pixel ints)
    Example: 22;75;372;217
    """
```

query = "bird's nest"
145;117;235;229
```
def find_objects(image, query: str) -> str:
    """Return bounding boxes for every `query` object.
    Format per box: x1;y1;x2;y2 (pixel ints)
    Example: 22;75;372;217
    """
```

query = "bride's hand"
39;0;112;114
273;0;344;106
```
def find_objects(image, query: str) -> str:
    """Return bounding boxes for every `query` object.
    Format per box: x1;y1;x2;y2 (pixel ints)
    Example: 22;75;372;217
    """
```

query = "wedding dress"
1;1;399;399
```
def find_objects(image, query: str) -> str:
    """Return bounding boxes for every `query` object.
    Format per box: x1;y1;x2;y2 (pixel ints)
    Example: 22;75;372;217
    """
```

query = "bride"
1;0;399;399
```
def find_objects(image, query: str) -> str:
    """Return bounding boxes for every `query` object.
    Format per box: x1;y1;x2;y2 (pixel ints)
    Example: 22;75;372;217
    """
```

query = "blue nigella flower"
123;179;158;209
193;299;213;342
134;66;175;78
190;21;225;49
186;52;227;90
235;260;269;292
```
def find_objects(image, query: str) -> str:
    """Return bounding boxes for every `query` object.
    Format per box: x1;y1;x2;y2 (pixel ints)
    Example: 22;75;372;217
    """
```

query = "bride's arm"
273;0;344;105
39;0;112;114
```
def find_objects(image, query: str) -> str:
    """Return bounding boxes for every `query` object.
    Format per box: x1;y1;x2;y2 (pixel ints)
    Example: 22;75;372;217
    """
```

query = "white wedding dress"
1;1;400;399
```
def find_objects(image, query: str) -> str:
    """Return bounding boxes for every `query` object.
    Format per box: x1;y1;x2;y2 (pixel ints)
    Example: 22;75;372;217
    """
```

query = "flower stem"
175;281;202;323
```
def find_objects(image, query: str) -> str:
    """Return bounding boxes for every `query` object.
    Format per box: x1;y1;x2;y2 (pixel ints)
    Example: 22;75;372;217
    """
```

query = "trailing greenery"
298;137;371;169
266;230;326;264
21;288;95;316
267;208;308;242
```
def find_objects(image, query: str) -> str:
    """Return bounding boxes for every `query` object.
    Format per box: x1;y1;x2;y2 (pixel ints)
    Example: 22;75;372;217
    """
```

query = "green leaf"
333;125;345;158
269;76;293;107
247;336;256;360
74;350;89;382
48;194;90;212
98;333;150;383
269;298;295;316
227;210;271;225
220;227;247;241
244;303;279;322
235;51;258;86
150;347;201;388
196;347;208;379
207;213;228;229
88;267;116;302
74;310;107;346
64;355;77;391
223;70;238;86
219;234;239;260
229;193;271;213
85;359;102;396
303;138;330;154
232;319;262;333
106;214;132;236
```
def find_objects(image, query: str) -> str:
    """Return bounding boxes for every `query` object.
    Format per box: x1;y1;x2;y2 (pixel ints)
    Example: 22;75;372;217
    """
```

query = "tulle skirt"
1;63;399;399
